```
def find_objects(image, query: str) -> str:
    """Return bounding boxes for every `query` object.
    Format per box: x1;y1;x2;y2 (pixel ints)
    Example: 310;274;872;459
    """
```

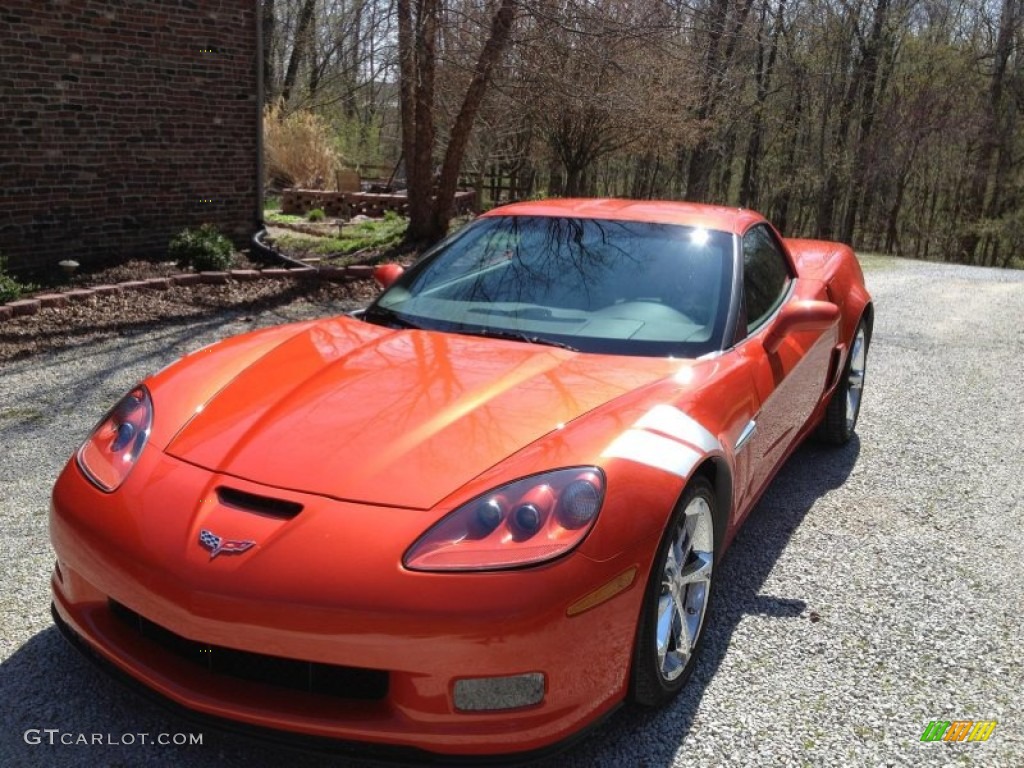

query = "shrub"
0;256;34;303
263;104;340;189
168;224;233;271
307;207;326;222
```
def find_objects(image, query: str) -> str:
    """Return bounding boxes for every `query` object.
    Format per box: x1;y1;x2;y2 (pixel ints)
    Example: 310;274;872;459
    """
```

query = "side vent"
216;487;303;519
824;345;845;394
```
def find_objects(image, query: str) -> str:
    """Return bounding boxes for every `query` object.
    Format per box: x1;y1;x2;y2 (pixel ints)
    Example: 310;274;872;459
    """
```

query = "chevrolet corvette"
50;199;871;757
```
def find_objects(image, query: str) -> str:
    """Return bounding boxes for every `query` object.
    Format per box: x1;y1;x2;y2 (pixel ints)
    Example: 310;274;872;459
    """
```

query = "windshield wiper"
365;309;577;351
455;328;578;352
363;305;422;330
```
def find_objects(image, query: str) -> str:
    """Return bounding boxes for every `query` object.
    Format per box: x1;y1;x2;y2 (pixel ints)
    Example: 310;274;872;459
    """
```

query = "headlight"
76;386;153;492
404;467;605;571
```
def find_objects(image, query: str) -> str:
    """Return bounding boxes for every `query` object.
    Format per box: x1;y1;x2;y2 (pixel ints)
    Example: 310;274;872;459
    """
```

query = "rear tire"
630;476;718;707
817;317;869;445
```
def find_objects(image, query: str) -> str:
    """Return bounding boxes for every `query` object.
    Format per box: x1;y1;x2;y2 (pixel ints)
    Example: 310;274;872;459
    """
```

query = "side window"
742;225;792;332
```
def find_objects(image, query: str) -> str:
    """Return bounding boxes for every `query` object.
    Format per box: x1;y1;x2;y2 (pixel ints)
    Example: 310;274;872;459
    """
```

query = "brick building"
0;1;261;276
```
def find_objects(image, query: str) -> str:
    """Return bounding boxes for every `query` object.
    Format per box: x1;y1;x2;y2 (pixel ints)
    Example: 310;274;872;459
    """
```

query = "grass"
0;407;44;423
856;251;898;271
271;213;407;262
264;210;307;225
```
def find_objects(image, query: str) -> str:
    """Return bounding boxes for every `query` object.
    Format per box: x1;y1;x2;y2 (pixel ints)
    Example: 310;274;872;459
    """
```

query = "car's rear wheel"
817;317;870;445
630;476;717;706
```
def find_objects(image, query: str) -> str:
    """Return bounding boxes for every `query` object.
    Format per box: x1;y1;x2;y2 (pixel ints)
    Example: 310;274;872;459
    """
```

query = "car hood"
165;316;675;509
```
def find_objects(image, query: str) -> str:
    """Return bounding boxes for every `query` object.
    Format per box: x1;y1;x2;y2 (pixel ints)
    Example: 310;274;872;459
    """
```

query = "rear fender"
784;238;871;347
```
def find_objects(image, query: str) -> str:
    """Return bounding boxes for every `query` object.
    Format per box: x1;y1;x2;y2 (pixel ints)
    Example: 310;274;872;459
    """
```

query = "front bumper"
50;452;649;756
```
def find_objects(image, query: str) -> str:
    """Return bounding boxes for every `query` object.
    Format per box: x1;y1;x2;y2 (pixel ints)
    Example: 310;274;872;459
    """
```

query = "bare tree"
257;0;1024;265
281;0;318;105
398;0;519;244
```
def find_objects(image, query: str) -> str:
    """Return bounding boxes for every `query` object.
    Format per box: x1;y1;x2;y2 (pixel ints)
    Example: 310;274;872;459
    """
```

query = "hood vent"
216;486;303;519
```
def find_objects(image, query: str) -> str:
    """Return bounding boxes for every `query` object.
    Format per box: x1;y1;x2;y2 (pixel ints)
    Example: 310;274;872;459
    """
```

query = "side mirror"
373;263;405;290
762;300;839;354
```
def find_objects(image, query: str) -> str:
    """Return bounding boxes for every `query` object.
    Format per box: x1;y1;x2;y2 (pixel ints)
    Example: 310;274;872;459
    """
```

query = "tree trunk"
773;73;804;233
396;0;416;184
430;0;519;240
685;0;756;202
815;2;867;240
406;0;439;242
958;0;1020;262
396;0;436;242
740;0;784;209
281;0;317;105
398;0;518;245
840;0;891;245
262;0;276;105
884;159;913;255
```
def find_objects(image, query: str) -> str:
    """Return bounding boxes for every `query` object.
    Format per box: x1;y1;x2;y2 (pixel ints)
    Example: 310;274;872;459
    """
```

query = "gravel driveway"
1;258;1021;767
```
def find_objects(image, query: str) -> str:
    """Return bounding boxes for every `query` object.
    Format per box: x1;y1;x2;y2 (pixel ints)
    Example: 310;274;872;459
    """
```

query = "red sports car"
50;199;871;757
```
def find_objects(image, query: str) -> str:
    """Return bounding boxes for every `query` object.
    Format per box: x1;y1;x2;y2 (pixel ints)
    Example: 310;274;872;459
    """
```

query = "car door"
732;224;838;517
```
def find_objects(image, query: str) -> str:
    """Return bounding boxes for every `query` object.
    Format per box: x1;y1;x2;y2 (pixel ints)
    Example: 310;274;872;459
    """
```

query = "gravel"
1;257;1022;767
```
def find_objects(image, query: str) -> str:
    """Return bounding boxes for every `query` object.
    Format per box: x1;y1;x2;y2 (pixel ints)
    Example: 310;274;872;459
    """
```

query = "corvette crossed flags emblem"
198;529;255;559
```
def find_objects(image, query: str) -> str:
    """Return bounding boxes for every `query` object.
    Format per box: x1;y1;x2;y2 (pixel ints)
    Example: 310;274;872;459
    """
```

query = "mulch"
0;258;379;363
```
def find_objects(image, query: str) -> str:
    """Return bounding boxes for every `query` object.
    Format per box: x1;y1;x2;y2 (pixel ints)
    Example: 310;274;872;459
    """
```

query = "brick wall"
0;1;260;276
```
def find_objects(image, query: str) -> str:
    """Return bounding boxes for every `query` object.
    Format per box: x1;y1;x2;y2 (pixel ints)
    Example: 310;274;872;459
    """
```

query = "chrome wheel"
845;325;867;431
656;494;714;682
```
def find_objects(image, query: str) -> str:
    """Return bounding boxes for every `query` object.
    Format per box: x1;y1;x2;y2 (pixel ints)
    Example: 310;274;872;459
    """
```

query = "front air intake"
216;487;303;519
108;600;389;700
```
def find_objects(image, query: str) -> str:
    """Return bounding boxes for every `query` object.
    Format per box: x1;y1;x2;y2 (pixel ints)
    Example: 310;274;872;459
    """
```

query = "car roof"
482;198;766;235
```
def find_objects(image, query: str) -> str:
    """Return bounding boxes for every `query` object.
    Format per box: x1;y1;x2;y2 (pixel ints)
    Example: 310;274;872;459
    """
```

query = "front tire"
630;476;717;707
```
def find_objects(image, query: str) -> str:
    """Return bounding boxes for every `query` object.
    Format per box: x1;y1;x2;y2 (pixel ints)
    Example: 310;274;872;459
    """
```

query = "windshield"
366;215;736;357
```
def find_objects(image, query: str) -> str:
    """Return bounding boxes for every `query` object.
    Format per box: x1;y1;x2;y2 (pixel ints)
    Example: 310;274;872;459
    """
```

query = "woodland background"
261;0;1024;266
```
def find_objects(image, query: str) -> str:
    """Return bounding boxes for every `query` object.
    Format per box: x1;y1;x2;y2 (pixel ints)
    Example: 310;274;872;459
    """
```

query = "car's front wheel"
630;476;717;706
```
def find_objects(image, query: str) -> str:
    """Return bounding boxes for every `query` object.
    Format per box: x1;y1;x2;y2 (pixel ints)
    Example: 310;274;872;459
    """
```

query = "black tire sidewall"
630;475;718;707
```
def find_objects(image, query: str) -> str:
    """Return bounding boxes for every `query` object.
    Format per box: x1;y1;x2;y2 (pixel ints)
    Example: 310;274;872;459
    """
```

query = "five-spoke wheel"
631;476;718;705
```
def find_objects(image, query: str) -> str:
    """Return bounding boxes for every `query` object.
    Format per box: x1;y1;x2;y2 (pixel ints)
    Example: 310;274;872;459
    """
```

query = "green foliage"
307;207;327;222
336;214;407;252
329;112;389;169
168;224;234;271
264;210;306;225
273;215;407;261
0;256;35;303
